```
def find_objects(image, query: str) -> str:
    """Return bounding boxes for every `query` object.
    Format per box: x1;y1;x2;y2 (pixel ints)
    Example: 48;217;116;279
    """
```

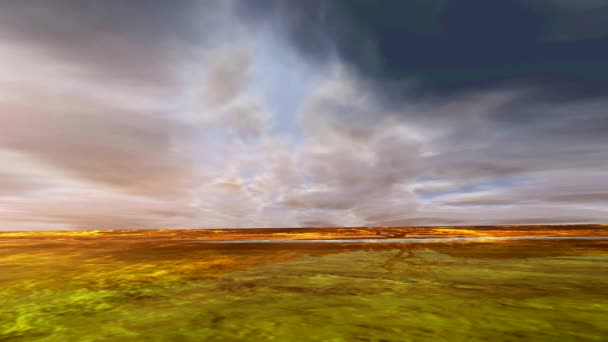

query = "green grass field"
1;229;607;341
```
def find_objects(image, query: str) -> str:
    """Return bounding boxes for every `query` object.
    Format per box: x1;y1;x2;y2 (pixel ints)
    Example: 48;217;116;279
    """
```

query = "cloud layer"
0;0;606;230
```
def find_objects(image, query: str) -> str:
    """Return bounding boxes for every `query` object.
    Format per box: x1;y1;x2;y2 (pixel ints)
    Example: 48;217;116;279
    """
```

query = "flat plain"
1;225;607;341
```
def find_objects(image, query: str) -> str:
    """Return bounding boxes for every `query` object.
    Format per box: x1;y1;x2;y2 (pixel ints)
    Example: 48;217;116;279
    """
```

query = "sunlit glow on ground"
1;225;607;341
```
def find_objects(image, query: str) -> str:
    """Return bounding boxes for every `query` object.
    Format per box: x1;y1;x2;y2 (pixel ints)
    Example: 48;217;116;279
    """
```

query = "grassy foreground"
1;227;607;341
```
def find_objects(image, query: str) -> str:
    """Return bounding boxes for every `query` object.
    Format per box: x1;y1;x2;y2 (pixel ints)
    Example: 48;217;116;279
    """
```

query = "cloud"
0;0;606;230
200;46;252;107
438;171;608;206
528;0;608;41
0;0;219;87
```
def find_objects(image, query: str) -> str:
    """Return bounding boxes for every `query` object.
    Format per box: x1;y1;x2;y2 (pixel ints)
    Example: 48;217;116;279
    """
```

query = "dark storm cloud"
270;0;608;100
271;0;608;218
529;0;608;41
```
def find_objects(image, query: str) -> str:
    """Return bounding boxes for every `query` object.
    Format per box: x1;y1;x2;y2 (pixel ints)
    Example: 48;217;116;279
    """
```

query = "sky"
0;0;606;230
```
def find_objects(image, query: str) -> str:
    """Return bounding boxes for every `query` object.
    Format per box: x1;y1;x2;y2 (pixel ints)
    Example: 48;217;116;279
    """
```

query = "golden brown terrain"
2;224;606;242
1;225;607;341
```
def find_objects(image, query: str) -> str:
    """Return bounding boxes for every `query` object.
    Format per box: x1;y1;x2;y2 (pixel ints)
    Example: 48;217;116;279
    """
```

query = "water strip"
195;235;608;244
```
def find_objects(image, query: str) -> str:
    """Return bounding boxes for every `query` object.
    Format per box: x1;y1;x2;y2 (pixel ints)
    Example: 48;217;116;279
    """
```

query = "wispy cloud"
0;0;606;230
